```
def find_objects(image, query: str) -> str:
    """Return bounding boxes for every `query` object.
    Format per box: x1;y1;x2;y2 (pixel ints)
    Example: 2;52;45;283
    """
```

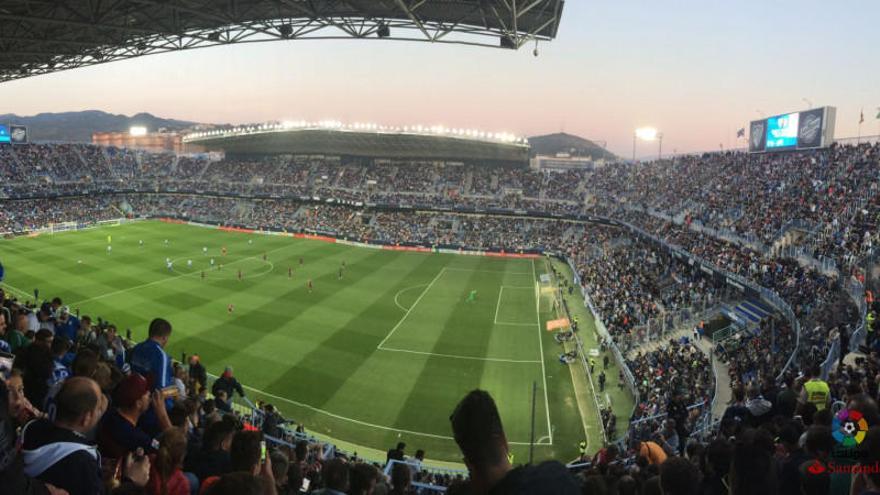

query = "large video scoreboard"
0;124;28;144
749;106;836;153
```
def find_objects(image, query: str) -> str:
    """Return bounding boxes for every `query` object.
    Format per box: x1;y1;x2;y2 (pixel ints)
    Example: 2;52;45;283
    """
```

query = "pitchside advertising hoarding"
749;106;836;153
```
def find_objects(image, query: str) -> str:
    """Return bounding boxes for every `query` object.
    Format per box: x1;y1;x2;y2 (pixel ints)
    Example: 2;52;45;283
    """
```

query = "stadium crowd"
3;140;880;494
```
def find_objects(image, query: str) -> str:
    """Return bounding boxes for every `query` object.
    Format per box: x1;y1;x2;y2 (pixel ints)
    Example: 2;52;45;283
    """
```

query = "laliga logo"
832;408;868;447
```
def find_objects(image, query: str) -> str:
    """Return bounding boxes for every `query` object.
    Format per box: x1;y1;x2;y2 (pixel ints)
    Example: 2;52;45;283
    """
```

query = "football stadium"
1;1;879;494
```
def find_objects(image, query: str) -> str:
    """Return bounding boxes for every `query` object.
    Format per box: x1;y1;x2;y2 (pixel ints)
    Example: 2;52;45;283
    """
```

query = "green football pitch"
0;220;608;463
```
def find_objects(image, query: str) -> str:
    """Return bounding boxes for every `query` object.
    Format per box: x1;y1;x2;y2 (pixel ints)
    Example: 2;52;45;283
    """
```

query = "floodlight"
635;127;658;141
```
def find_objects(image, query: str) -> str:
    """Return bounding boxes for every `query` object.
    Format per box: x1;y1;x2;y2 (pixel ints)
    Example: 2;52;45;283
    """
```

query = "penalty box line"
208;373;552;446
494;285;541;326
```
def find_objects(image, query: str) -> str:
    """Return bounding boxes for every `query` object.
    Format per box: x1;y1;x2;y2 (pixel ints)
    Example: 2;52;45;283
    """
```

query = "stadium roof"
0;0;565;83
184;121;530;165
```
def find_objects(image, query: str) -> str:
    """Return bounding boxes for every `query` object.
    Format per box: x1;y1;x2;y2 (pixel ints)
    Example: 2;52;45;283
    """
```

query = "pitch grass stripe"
533;258;553;444
209;373;549;446
376;267;446;349
170;244;391;367
376;346;542;364
68;242;293;306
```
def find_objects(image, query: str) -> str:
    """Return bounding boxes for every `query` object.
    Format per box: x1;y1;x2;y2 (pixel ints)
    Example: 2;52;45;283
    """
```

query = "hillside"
0;110;199;142
528;132;617;160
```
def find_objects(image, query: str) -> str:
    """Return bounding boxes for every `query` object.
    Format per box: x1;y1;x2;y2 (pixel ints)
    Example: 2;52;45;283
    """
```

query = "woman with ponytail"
147;427;191;495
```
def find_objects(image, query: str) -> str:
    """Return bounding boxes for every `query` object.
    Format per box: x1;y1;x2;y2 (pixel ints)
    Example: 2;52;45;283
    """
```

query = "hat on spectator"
113;372;149;408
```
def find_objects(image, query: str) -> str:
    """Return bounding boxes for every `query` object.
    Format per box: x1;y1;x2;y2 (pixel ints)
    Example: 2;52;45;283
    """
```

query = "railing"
567;258;639;444
383;460;467;493
618;299;720;352
834;135;880;146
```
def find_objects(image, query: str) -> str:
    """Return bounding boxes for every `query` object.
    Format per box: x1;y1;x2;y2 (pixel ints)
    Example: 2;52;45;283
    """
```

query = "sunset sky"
2;1;878;157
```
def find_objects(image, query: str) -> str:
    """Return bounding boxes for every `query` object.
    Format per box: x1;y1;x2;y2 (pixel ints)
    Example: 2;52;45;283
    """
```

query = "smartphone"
300;478;310;492
260;440;267;463
161;386;180;399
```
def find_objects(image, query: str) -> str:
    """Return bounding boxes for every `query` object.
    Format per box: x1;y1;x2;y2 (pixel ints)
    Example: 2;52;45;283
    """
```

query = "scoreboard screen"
749;106;835;153
766;112;799;149
0;125;10;144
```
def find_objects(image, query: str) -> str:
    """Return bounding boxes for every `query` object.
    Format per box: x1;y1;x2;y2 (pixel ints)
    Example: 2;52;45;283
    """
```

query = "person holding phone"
199;431;277;495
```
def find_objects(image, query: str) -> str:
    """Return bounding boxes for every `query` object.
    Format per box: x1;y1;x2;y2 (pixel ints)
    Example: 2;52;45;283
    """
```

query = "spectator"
98;373;172;460
268;450;288;495
449;389;579;494
202;472;264;495
349;463;380;495
659;456;700;495
386;441;405;464
388;462;411;495
312;457;349;495
201;430;275;495
185;417;236;481
188;356;207;394
14;329;54;407
0;375;62;495
131;318;174;391
21;376;108;495
146;427;191;495
211;367;245;406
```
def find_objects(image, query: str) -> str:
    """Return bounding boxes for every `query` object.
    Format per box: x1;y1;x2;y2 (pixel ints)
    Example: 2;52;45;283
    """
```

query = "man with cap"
212;366;246;406
97;372;172;460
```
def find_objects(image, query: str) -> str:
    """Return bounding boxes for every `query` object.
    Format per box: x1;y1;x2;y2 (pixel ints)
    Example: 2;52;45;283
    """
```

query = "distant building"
530;153;598;171
92;129;183;153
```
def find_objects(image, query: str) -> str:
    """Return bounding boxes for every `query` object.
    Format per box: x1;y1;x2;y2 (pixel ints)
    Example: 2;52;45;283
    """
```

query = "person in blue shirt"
130;318;174;391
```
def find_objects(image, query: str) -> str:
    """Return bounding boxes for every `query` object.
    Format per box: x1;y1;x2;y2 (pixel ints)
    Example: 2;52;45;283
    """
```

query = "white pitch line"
1;282;33;300
493;286;505;324
376;267;446;349
208;374;549;445
443;267;532;274
532;258;554;445
393;284;428;312
68;243;290;307
377;346;542;364
494;285;541;326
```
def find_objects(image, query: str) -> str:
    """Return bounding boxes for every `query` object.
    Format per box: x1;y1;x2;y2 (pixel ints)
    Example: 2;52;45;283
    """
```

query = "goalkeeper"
466;289;478;303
